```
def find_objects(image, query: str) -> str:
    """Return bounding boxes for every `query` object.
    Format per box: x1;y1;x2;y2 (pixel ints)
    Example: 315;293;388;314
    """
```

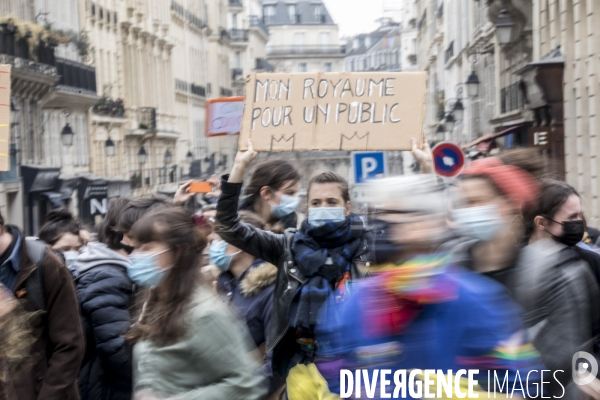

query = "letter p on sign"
361;158;378;180
352;151;386;184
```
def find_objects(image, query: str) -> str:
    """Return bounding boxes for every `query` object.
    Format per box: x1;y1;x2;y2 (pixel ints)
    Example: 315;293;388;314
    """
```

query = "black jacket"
217;260;284;395
215;175;371;375
73;242;134;400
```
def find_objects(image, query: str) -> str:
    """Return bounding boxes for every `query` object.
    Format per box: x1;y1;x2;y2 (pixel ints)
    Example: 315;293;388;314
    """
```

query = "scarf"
288;215;364;330
362;254;458;338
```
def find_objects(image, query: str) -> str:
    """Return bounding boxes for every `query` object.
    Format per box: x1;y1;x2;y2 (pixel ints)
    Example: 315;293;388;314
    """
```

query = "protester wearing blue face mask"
236;158;303;233
128;248;172;287
127;207;266;400
215;140;372;381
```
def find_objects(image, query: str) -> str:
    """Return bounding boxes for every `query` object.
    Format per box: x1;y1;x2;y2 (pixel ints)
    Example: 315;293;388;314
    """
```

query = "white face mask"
63;251;79;271
452;204;506;242
307;207;346;228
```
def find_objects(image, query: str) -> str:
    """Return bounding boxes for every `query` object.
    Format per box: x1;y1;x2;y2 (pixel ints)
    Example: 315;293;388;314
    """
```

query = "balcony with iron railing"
131;166;178;189
229;0;243;7
255;58;274;72
249;15;269;36
0;22;57;74
190;83;206;97
56;57;97;93
267;45;344;56
175;79;205;97
93;97;126;118
229;29;249;42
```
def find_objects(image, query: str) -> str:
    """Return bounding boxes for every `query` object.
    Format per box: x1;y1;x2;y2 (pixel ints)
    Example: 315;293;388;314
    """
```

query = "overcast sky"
323;0;385;38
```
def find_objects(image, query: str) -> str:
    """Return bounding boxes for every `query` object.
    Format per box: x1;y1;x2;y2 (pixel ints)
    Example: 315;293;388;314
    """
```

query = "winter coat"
73;242;134;400
132;284;267;399
216;260;285;395
513;239;600;399
215;175;371;376
10;226;85;400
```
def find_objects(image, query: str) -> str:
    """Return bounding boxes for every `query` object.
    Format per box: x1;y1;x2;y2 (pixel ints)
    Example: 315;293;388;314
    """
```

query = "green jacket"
133;285;267;400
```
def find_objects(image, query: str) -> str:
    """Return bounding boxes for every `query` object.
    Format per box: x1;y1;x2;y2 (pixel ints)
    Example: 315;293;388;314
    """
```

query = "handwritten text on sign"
206;97;244;137
239;72;427;152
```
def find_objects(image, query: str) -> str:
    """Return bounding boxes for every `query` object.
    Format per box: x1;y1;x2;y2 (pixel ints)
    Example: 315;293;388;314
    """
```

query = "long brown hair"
126;207;207;346
240;159;301;213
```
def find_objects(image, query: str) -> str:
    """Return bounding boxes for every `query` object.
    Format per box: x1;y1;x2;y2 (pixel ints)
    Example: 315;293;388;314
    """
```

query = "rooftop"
261;0;337;26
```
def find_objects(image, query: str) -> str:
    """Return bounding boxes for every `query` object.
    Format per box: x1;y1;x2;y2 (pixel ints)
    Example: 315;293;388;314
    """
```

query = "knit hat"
461;157;539;211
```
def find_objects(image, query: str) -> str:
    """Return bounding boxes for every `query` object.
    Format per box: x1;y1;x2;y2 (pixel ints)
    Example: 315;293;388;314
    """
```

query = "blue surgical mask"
209;240;241;271
270;191;300;218
307;207;346;228
63;251;79;272
452;205;506;242
128;248;171;287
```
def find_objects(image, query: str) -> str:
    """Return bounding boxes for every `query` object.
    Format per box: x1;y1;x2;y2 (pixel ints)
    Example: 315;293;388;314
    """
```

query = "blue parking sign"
352;152;386;184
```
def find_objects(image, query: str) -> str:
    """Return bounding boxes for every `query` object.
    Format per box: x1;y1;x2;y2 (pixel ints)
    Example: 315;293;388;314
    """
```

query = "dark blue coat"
216;260;285;396
73;243;134;400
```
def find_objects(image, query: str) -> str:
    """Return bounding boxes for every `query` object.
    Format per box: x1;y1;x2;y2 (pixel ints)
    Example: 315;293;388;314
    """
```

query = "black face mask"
120;242;134;255
549;219;585;247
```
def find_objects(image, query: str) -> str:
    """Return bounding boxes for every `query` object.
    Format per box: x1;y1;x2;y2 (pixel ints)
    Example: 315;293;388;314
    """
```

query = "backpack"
23;237;49;312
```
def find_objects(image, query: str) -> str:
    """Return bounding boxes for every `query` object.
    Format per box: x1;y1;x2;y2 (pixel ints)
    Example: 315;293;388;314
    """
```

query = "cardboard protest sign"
205;96;244;137
0;65;10;171
239;72;427;151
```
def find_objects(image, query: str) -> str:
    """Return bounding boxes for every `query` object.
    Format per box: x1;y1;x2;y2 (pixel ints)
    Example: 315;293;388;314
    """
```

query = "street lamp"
10;99;20;126
465;70;480;98
452;98;465;122
105;137;115;157
164;149;173;165
186;150;194;164
435;124;446;143
138;146;148;165
61;123;74;147
444;113;456;133
495;9;515;45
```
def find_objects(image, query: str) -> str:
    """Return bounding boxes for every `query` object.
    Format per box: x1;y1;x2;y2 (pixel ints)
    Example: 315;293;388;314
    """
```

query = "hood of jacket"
240;262;278;296
74;241;130;275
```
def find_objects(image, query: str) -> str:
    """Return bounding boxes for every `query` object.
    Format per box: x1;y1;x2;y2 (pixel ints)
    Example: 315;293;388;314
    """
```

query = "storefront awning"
39;191;63;209
462;124;525;150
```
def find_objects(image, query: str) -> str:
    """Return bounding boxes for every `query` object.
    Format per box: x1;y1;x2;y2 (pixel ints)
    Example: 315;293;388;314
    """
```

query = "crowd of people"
1;139;600;399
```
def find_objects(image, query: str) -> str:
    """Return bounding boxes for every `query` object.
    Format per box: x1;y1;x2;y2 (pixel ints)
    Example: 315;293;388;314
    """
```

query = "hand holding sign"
230;140;258;184
411;137;433;174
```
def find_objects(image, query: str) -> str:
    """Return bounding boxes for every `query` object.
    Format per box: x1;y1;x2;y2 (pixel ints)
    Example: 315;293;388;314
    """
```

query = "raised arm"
215;140;287;266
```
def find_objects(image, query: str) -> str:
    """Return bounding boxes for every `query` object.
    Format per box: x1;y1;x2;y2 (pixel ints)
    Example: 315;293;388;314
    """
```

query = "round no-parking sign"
432;142;465;178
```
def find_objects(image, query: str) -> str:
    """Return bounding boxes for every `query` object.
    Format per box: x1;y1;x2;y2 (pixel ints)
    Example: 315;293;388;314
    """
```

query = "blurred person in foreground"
451;158;600;398
212;210;285;397
0;210;84;399
126;207;266;400
73;197;135;400
0;282;35;400
289;175;542;399
450;157;540;287
38;209;84;272
516;179;600;398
